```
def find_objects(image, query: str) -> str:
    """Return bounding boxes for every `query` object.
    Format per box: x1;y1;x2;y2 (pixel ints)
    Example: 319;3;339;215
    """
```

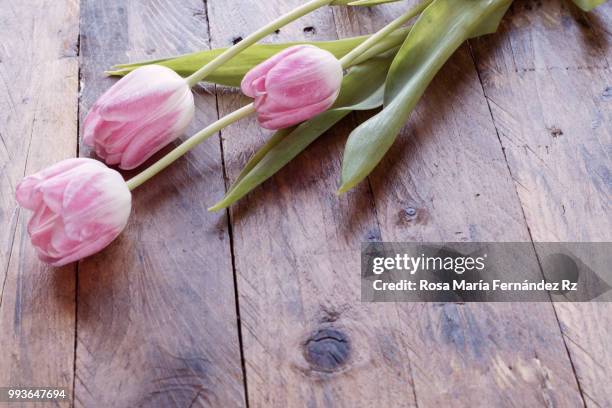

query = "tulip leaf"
209;52;397;211
329;0;402;5
470;0;512;37
347;0;403;6
338;0;512;193
107;29;409;87
571;0;608;11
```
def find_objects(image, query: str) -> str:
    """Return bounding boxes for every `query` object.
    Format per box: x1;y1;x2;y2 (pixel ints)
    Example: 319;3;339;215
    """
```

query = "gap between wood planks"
73;24;82;408
199;1;252;406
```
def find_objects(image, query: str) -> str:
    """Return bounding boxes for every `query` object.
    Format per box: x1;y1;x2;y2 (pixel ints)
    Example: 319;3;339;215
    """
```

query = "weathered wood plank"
210;0;584;406
75;1;245;406
206;1;418;406
471;1;612;406
0;0;79;405
334;2;586;406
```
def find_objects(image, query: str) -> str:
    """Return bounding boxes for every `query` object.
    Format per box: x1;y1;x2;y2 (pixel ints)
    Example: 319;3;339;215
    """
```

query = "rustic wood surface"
76;1;244;407
472;1;612;406
0;2;79;408
0;0;610;407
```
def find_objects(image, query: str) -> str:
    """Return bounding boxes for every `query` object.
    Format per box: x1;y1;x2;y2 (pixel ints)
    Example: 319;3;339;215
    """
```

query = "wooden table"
1;0;610;406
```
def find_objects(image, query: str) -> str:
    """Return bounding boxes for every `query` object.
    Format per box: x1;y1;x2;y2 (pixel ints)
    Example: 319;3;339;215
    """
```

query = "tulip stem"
185;0;333;88
339;0;433;69
126;103;256;191
129;0;433;191
347;27;410;67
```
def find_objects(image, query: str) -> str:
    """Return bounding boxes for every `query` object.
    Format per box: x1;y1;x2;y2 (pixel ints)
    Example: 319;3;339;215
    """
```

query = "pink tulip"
83;65;195;170
15;158;132;266
241;45;343;130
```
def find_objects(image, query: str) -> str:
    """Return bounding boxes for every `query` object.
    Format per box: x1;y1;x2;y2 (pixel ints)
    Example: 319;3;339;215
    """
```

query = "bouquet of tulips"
15;0;607;266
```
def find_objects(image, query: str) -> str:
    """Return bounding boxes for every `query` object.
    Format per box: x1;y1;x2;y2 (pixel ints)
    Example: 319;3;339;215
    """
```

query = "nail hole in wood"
404;207;417;217
549;127;563;138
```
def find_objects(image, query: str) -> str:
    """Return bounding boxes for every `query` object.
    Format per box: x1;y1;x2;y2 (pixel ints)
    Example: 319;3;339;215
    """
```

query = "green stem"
339;0;433;68
126;103;256;190
127;0;432;191
185;0;333;87
347;27;410;66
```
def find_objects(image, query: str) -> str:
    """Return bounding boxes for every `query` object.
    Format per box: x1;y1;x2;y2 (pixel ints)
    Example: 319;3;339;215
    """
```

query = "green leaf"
330;0;402;4
470;0;511;36
209;51;397;211
338;0;512;193
347;0;403;6
107;29;409;87
571;0;608;11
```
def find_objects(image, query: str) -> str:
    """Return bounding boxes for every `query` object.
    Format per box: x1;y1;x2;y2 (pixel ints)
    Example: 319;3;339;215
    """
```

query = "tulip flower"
84;0;337;171
241;45;344;130
123;46;348;192
16;158;132;266
83;65;195;170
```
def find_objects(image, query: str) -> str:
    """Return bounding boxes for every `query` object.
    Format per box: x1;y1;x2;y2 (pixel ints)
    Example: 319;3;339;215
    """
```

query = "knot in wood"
304;328;350;372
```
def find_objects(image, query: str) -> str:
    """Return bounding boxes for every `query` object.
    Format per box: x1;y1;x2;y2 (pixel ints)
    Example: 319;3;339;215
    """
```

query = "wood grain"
0;0;610;406
335;1;585;406
471;1;612;406
210;0;584;406
207;1;418;406
0;1;79;406
75;1;245;406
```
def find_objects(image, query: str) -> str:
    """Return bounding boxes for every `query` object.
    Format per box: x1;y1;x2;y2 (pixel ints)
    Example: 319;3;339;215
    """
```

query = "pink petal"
51;229;120;267
83;65;194;170
119;98;194;170
16;158;95;210
264;47;343;109
39;165;99;214
257;90;339;130
240;45;308;97
16;177;44;210
16;158;132;267
97;66;187;121
61;166;131;238
82;107;102;145
49;219;81;255
28;208;58;251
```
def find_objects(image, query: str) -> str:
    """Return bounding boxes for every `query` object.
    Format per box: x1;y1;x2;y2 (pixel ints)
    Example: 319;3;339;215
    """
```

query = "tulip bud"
241;45;343;130
83;65;195;170
16;158;132;266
